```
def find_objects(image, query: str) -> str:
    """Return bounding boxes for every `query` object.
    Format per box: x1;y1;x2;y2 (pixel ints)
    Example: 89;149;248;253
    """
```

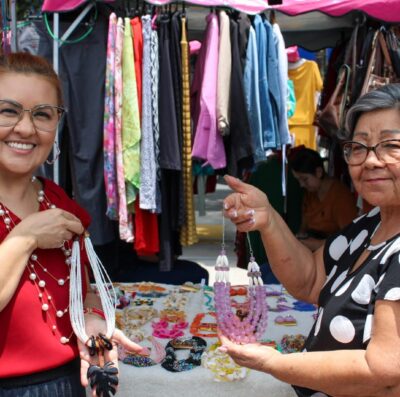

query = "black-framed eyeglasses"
342;139;400;165
0;99;65;133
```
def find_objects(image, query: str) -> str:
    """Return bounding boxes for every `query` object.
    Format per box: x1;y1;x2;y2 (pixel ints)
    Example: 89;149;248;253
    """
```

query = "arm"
220;300;400;397
223;175;326;303
0;209;84;312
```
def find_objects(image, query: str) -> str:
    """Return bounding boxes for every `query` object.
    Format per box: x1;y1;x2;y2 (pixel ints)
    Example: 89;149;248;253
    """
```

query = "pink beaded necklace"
214;217;268;343
0;176;73;345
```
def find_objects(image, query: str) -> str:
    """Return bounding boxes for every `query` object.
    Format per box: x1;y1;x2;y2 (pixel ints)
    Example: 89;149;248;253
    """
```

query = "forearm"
266;350;398;397
0;234;37;311
259;208;322;303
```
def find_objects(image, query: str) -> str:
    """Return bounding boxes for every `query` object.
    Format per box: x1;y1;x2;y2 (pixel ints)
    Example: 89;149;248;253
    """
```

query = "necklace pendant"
56;310;64;318
42;303;49;311
60;336;69;344
29;273;36;281
58;279;65;286
38;280;46;288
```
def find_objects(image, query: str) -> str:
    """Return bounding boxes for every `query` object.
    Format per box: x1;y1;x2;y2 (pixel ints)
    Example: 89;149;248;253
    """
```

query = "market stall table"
87;283;316;397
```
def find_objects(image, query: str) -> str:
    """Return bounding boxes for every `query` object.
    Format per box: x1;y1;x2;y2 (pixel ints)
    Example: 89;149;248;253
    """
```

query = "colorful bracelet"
83;307;106;320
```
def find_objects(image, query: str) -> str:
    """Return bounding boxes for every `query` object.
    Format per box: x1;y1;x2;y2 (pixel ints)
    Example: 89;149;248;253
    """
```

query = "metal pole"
52;13;60;184
10;0;16;52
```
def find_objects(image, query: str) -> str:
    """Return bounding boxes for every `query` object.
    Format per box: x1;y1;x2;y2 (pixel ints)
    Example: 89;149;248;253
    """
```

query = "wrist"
84;307;105;320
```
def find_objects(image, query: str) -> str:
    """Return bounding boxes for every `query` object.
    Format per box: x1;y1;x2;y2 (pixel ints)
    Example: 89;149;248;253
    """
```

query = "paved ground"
180;178;248;286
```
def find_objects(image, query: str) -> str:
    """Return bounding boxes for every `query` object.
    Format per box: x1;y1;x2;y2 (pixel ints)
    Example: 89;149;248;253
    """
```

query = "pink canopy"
146;0;400;22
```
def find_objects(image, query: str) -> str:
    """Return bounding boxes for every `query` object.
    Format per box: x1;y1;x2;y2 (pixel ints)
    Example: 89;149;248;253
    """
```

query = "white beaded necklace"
0;177;73;344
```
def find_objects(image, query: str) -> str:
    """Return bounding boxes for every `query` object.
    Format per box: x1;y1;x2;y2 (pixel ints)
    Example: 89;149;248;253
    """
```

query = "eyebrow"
353;130;400;138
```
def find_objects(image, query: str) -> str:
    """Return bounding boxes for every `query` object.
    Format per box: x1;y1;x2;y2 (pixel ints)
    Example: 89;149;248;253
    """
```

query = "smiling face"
349;107;400;208
0;72;58;178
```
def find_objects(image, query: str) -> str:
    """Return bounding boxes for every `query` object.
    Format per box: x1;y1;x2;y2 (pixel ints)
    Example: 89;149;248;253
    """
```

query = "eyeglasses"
342;139;400;165
0;99;65;133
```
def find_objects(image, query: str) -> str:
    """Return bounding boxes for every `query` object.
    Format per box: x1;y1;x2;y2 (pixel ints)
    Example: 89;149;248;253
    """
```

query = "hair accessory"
214;213;268;343
161;336;207;372
70;232;116;343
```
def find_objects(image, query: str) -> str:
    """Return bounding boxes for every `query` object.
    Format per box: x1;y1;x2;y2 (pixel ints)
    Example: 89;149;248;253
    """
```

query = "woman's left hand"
78;316;149;395
218;333;281;373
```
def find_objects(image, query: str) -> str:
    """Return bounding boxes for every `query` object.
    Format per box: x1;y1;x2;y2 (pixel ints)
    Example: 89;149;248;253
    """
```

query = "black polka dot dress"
293;207;400;397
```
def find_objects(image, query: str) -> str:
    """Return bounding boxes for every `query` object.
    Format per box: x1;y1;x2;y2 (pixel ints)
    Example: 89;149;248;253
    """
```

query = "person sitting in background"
290;147;358;251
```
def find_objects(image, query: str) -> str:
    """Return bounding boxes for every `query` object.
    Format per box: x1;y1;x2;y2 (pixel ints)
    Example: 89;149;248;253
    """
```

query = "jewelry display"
190;312;218;338
0;178;73;345
214;215;268;343
161;336;207;372
160;309;186;323
201;342;249;382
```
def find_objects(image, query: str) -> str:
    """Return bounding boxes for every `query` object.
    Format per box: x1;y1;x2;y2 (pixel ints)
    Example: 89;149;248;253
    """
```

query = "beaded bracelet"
161;336;207;372
122;336;166;367
201;342;249;382
84;307;106;320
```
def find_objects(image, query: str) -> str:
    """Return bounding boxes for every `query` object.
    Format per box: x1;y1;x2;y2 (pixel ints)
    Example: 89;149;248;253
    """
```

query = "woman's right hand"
8;208;84;249
223;175;272;233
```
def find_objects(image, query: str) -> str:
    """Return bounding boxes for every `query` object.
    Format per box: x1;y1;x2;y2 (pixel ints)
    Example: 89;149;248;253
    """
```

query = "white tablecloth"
88;283;316;397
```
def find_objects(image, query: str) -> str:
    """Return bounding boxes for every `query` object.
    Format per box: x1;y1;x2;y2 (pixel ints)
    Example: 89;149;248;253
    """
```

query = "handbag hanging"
361;30;400;95
315;22;359;140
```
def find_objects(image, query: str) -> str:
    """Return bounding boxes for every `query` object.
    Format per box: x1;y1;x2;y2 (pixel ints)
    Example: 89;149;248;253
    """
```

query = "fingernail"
141;347;151;356
248;217;255;224
217;345;228;353
231;210;238;218
245;209;255;216
224;203;229;210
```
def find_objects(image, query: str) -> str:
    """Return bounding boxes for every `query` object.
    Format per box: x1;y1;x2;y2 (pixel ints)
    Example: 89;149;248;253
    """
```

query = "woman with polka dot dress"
220;84;400;397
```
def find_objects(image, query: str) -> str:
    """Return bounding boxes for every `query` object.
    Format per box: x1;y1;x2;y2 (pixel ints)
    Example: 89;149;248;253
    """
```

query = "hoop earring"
46;142;61;165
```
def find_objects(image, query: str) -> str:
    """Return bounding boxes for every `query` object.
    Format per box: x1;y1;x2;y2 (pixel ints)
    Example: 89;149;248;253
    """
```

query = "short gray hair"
346;84;400;138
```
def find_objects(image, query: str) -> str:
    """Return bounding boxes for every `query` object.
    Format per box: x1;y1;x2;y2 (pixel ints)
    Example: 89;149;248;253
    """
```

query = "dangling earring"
46;141;61;165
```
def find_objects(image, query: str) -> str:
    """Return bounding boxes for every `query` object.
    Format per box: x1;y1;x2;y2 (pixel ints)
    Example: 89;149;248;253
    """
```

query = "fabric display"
112;281;316;384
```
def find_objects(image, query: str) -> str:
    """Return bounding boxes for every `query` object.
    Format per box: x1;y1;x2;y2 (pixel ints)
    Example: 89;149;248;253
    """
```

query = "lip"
363;177;391;183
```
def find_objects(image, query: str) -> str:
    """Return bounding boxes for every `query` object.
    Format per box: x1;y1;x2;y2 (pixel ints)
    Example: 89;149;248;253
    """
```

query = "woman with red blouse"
0;53;146;396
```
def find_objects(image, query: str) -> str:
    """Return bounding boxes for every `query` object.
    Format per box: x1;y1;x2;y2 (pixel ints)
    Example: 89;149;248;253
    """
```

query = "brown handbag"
361;30;400;95
316;64;351;140
315;23;359;139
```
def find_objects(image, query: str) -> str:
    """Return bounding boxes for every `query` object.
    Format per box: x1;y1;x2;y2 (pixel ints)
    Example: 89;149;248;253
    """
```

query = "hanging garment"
287;79;296;119
158;14;184;271
139;15;157;211
35;5;115;245
150;27;162;212
264;18;282;148
191;13;226;169
131;17;143;120
42;0;114;12
116;17;134;242
243;25;264;162
223;16;253;178
272;22;290;145
158;14;181;171
254;15;276;149
169;11;185;229
288;60;323;150
180;14;199;247
103;12;118;221
122;18;141;205
236;12;251;72
217;10;232;136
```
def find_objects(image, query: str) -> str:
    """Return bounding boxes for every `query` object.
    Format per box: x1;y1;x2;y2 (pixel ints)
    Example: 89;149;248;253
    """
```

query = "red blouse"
0;178;91;377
